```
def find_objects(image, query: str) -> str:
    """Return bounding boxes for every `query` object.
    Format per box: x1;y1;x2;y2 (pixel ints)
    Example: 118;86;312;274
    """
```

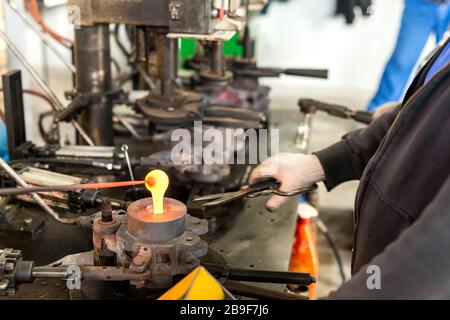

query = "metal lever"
54;95;90;122
203;263;316;286
298;98;373;124
234;67;329;79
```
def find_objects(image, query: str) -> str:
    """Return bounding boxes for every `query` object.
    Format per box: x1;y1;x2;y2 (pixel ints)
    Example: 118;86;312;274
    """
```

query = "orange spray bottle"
289;196;319;299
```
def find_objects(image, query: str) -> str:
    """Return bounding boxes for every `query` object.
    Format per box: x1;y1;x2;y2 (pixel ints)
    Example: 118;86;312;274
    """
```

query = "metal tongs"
192;178;318;207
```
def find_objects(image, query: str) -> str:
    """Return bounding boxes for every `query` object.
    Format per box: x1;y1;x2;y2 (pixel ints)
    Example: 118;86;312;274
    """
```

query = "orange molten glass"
144;170;169;214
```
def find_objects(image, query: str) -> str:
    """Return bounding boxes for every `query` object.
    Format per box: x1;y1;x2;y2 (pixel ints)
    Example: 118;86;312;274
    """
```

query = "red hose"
24;0;73;48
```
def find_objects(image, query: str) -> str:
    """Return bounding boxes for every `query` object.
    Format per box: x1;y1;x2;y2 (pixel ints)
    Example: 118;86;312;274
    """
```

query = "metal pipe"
135;26;152;90
74;25;113;146
210;40;224;75
0;28;94;146
0;157;78;224
4;0;76;73
31;266;149;282
242;25;254;59
135;26;147;64
156;34;178;96
32;267;70;279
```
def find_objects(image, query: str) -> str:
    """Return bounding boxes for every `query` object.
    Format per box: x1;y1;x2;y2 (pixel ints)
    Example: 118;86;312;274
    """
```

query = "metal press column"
74;25;113;146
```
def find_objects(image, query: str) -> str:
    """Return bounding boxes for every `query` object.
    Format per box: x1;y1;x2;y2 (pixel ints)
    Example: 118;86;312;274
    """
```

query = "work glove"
372;102;399;119
249;153;325;211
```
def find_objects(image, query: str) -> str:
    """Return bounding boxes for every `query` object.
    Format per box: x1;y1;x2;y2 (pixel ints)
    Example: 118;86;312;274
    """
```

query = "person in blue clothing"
0;121;8;161
367;0;450;111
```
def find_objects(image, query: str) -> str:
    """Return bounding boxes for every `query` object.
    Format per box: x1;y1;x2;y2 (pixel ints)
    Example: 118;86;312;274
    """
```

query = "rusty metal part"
89;197;209;289
127;197;187;242
80;266;150;281
112;213;208;288
93;213;121;264
137;93;265;128
199;40;233;84
67;0;224;35
101;198;113;222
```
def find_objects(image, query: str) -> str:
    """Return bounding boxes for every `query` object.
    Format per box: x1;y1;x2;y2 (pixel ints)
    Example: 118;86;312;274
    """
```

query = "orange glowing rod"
0;176;158;197
0;169;170;214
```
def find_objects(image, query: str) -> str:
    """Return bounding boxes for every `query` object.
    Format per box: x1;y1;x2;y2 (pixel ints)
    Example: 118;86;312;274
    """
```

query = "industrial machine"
0;0;328;299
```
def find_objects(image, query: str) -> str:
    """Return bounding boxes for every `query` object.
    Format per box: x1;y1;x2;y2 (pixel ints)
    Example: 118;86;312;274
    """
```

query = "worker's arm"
249;105;400;211
315;104;401;190
248;105;401;210
327;176;450;299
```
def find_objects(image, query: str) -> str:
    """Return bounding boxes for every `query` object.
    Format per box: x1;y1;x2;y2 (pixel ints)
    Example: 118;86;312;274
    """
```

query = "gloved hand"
372;102;399;119
249;153;325;211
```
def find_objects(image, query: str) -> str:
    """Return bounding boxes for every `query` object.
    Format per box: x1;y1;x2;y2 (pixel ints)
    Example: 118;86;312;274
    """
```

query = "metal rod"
4;0;76;73
0;157;78;224
135;63;156;90
0;180;146;196
32;266;150;282
32;267;70;279
121;144;137;199
0;28;95;146
210;40;224;75
116;114;152;141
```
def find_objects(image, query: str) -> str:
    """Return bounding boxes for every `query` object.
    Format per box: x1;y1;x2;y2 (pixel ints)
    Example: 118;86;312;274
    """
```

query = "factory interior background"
0;0;446;302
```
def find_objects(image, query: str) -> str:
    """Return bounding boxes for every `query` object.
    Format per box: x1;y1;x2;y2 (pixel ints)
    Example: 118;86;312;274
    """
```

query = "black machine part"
0;249;34;296
233;67;329;79
1;248;315;298
203;262;316;286
223;281;308;300
2;70;27;161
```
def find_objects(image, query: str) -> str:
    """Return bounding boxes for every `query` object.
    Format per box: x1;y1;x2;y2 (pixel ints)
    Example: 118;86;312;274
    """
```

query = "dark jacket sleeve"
314;105;400;191
327;176;450;299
